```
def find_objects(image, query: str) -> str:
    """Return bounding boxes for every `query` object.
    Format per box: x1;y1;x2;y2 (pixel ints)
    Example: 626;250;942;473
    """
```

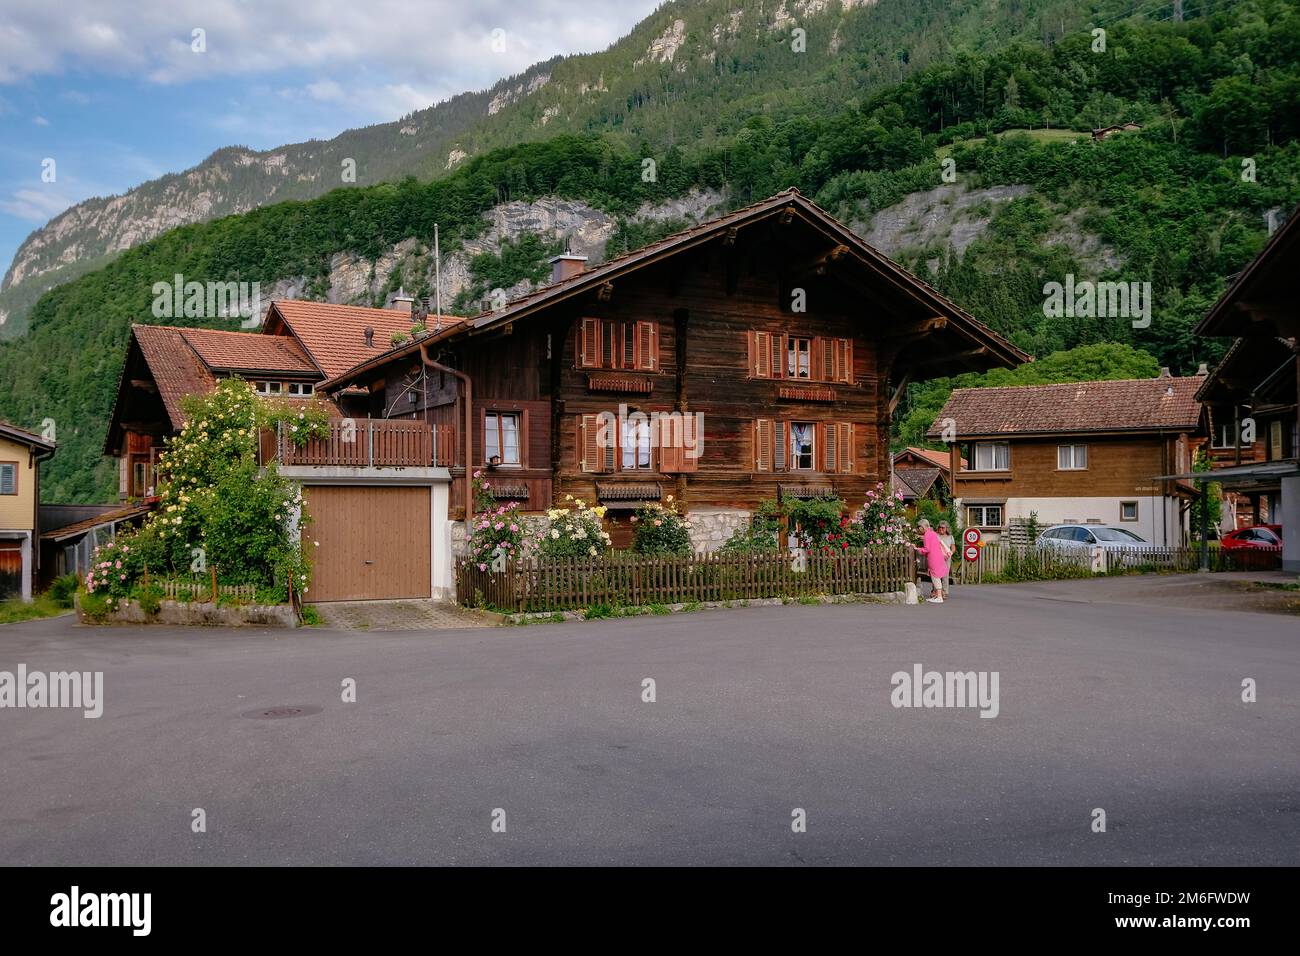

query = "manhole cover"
241;705;322;720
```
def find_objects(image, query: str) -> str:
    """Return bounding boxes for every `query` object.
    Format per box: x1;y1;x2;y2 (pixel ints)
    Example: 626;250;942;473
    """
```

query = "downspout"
419;343;473;523
31;444;56;588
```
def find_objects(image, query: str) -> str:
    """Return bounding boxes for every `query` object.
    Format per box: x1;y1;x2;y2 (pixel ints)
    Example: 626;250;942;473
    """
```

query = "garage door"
303;486;431;602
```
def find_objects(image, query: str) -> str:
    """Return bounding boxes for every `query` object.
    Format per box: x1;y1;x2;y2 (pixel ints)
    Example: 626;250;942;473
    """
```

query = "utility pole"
433;223;442;332
1174;0;1183;22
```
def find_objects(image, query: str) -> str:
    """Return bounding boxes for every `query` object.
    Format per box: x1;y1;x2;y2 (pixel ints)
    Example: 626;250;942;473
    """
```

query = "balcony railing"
260;419;455;468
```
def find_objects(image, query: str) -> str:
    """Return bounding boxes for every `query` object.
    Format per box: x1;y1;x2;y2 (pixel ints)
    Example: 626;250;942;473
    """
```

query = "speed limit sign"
963;528;982;546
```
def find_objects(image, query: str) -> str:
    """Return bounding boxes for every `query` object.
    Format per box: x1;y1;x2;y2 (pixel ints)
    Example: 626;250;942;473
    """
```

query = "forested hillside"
0;0;1117;338
3;0;1300;502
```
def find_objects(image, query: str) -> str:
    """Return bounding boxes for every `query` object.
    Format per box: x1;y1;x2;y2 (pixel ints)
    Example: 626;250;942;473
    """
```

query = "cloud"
0;187;76;223
0;0;661;122
32;115;49;126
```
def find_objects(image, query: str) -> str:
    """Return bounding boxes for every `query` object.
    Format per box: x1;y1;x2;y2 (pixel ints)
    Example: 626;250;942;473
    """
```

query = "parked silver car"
1035;524;1174;567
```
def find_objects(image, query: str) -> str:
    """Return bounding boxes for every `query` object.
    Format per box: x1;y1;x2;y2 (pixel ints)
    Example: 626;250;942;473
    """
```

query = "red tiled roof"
269;300;466;379
928;376;1206;438
180;327;316;375
0;420;56;452
132;326;217;430
898;446;962;470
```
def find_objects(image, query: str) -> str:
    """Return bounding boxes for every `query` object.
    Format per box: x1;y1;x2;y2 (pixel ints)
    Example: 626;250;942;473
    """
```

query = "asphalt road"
1;576;1297;865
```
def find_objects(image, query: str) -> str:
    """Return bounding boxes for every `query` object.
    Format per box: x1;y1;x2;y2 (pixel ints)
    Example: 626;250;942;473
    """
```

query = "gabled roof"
1197;204;1300;338
894;466;942;499
266;300;467;380
895;446;962;471
180;327;316;376
131;326;218;431
927;376;1206;439
0;420;56;453
41;501;154;543
320;188;1031;390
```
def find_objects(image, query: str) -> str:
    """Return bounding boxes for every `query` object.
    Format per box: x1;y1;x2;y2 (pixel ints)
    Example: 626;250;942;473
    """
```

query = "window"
485;412;521;466
752;420;854;473
254;381;281;396
286;382;314;397
790;422;815;470
787;337;811;379
0;462;16;495
1094;527;1144;542
578;318;657;371
1057;444;1088;470
1120;501;1138;522
131;459;152;498
971;442;1010;471
1212;421;1251;449
621;416;652;470
748;332;852;383
966;505;1003;527
1269;419;1284;461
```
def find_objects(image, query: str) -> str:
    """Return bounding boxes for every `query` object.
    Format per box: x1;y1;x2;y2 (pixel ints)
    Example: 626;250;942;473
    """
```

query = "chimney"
386;287;415;312
364;326;374;348
549;252;588;284
1196;362;1209;376
1159;367;1172;378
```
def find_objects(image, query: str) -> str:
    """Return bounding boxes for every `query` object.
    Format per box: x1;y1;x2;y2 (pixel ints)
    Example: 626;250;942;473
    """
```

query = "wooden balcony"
260;419;456;468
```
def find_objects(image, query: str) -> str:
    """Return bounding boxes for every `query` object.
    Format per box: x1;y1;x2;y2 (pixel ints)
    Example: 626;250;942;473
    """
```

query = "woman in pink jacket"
914;518;950;604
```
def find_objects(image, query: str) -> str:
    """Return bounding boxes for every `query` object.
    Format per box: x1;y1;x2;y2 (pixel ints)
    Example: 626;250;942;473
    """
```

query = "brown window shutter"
813;338;827;382
601;321;615;368
623;323;636;369
636;321;656;370
680;414;698;472
840;338;853;383
822;422;837;472
774;421;787;471
580;414;601;472
659;416;682;472
772;334;785;378
754;419;772;472
754;332;772;378
747;330;757;377
838;423;854;473
580;318;599;368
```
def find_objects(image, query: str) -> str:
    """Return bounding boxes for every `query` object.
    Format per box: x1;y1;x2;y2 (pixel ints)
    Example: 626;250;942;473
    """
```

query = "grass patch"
299;605;323;626
0;593;69;625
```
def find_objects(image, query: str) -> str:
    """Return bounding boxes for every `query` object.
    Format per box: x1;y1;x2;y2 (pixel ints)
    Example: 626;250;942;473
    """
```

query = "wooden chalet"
1195;207;1300;571
321;188;1029;551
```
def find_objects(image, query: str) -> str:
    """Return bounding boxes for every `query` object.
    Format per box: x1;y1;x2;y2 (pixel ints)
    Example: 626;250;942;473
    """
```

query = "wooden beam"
597;282;614;303
887;370;914;416
879;316;948;340
904;346;990;370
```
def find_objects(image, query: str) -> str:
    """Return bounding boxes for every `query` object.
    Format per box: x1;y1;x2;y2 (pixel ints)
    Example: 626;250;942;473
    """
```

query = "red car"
1220;525;1283;550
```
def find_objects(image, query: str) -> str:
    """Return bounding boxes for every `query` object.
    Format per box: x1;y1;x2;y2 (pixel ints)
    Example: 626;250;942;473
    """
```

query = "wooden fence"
457;547;916;612
158;580;257;602
958;543;1284;582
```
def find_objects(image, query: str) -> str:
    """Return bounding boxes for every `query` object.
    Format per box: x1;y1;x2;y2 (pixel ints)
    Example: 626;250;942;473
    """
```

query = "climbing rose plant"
468;472;530;570
851;482;913;547
538;495;611;558
631;496;692;556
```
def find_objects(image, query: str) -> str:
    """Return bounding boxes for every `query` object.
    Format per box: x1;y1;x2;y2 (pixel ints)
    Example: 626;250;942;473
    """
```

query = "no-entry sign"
963;528;982;546
963;544;980;562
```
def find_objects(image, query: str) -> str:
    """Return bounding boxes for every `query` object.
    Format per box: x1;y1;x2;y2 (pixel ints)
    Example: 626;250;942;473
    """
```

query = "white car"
1036;524;1175;567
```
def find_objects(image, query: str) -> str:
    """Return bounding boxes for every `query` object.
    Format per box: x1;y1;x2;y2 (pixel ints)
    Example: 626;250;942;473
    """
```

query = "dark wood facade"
323;189;1029;522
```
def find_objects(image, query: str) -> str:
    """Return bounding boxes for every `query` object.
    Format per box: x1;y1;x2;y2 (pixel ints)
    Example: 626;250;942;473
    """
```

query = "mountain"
4;0;1300;503
0;0;1114;338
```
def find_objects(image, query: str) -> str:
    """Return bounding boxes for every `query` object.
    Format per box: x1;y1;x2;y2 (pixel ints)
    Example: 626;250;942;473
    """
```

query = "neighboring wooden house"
0;421;57;601
1195;207;1299;571
102;300;468;601
892;446;962;511
321;188;1029;557
1091;123;1142;141
929;373;1207;546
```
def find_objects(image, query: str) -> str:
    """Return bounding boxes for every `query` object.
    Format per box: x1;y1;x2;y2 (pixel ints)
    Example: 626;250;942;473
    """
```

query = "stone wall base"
77;598;298;628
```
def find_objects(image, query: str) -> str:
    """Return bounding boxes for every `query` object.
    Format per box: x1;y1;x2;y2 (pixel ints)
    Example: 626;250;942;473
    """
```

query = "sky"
0;0;666;281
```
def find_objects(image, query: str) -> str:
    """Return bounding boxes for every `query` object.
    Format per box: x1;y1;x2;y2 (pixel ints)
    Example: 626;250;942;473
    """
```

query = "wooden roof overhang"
1197;208;1300;339
1196;336;1298;407
319;189;1030;394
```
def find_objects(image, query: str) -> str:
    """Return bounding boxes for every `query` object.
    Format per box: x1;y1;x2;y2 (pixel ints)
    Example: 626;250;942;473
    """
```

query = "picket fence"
457;547;916;612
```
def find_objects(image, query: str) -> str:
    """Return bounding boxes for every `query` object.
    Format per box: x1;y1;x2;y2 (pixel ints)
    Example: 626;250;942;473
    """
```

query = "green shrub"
631;497;692;556
48;574;78;608
539;496;611;559
132;584;163;616
584;603;614;620
78;589;111;622
721;499;783;553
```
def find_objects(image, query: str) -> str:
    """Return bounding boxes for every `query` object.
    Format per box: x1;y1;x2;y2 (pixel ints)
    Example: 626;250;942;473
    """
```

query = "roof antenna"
433;222;442;334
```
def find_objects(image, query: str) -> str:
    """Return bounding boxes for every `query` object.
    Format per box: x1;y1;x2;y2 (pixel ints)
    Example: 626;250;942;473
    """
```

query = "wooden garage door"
303;486;431;602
